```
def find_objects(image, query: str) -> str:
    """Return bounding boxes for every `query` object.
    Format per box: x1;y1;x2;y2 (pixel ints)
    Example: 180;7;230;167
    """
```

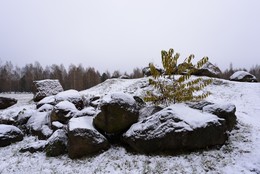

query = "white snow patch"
37;95;55;105
55;89;81;102
102;92;136;105
55;101;77;111
69;116;95;131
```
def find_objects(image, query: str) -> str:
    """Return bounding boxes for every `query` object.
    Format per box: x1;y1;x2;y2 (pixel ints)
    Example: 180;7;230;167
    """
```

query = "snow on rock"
194;61;222;77
203;103;237;131
45;129;68;157
102;92;136;105
16;109;36;125
33;79;64;102
55;89;84;110
230;70;257;82
74;106;97;117
68;116;110;159
36;95;56;109
123;104;227;153
26;111;50;139
37;104;54;112
50;101;77;124
0;124;24;147
20;140;47;153
93;92;140;136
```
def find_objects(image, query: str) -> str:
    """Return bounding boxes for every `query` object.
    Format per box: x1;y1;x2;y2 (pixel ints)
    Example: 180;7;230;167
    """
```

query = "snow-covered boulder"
20;140;47;153
55;89;84;110
50;101;78;124
0;97;17;109
123;104;227;154
33;79;64;102
45;129;68;157
36;96;56;109
230;71;257;82
0;124;24;147
193;62;222;78
68;116;109;159
26;112;51;139
16;109;35;126
203;103;237;131
37;104;54;112
93;92;140;136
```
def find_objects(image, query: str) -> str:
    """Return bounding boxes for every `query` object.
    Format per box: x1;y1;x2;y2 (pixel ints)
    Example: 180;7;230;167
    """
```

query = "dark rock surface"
68;116;109;159
0;97;17;109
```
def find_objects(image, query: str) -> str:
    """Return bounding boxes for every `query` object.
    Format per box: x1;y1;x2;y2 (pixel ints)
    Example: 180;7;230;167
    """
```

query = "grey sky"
0;0;259;73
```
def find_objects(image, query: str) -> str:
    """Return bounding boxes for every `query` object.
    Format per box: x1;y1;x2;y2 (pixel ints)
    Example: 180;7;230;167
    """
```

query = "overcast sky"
0;0;259;73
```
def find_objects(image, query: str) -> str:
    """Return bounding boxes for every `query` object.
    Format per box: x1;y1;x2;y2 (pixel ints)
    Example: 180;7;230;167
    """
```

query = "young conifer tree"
144;48;212;106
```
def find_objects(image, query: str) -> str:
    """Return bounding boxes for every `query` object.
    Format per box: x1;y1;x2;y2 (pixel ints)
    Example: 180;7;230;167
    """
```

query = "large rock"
0;124;24;147
193;62;222;78
50;101;78;124
68;116;110;159
45;129;68;157
123;104;227;154
26;111;52;139
230;71;257;82
33;79;64;102
203;103;237;131
93;92;140;136
0;97;17;109
55;89;84;110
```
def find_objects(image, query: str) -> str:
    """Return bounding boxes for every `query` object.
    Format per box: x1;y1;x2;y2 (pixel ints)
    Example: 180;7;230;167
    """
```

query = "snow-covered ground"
0;78;260;174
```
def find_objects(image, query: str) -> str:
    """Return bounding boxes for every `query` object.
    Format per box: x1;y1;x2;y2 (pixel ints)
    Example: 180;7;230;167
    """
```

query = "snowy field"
0;78;260;174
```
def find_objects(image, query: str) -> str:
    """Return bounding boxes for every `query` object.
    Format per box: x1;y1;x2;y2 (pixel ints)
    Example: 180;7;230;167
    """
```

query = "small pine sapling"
144;48;212;106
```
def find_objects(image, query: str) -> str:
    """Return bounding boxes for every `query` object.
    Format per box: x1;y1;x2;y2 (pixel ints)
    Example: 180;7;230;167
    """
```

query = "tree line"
0;61;143;92
0;60;259;93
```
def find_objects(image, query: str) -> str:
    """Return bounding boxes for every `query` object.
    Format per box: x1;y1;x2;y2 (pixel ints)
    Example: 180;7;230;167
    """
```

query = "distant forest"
0;61;259;93
0;61;143;92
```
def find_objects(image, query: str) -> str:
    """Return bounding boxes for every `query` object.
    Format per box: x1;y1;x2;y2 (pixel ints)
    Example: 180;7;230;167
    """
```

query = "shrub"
144;48;212;106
